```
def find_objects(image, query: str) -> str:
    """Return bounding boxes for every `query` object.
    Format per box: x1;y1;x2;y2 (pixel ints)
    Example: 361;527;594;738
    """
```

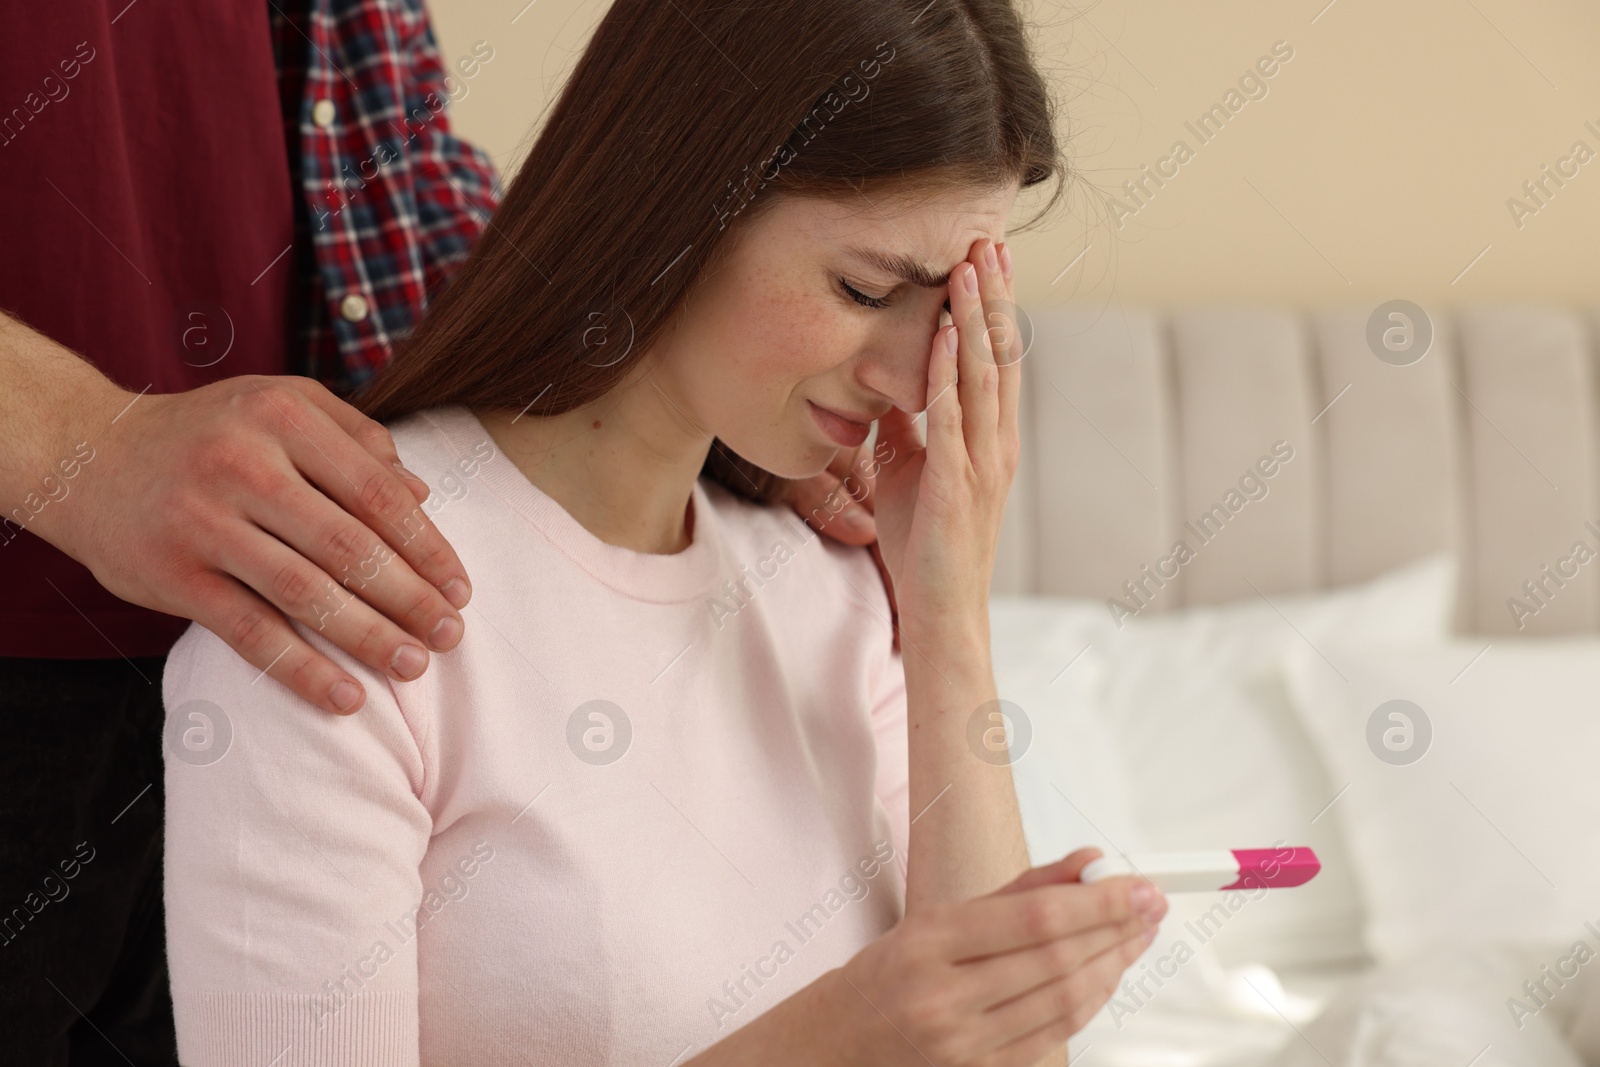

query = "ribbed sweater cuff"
174;990;417;1067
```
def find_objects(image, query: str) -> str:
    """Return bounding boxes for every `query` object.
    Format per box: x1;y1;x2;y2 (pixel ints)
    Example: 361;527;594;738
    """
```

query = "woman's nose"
857;322;940;414
864;335;934;415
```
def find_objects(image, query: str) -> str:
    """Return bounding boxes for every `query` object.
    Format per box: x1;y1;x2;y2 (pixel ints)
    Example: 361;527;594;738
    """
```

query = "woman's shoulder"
163;613;401;720
162;613;430;787
382;406;494;485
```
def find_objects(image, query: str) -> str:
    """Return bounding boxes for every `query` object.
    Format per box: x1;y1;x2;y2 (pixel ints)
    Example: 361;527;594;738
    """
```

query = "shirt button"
340;293;370;322
312;99;336;128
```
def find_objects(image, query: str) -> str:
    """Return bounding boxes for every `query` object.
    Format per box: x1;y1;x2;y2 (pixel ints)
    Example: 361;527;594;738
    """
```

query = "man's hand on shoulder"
39;374;472;715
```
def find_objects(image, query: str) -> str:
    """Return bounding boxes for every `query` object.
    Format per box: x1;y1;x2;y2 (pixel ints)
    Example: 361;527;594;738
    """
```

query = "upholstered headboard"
993;303;1600;636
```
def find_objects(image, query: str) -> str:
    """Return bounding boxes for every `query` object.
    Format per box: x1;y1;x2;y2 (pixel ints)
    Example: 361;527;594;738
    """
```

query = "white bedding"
1066;959;1360;1067
1265;945;1600;1067
990;557;1600;1067
1072;949;1600;1067
993;555;1456;972
1285;639;1600;963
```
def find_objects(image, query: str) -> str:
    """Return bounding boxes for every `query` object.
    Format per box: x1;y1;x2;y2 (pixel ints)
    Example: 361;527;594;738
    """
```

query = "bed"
988;302;1600;1066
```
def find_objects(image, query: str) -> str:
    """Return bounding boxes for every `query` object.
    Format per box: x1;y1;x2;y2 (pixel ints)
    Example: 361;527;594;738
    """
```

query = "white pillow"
1285;637;1600;963
990;596;1129;863
992;596;1232;1014
1091;553;1457;968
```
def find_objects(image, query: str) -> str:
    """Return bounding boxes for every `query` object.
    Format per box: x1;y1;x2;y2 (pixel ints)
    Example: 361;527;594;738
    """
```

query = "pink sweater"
162;405;910;1067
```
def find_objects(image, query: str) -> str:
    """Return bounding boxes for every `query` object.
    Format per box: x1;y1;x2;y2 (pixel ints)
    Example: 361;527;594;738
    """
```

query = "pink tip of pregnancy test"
1222;847;1320;890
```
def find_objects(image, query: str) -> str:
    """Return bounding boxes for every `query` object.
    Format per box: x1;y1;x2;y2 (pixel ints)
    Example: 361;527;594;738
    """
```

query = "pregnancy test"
1080;848;1320;894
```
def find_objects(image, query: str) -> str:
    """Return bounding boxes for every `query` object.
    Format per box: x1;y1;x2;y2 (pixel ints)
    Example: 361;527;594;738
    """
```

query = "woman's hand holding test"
858;238;1164;1064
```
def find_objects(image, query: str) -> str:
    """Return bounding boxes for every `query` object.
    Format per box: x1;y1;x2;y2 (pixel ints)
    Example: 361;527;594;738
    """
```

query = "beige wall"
430;0;1600;310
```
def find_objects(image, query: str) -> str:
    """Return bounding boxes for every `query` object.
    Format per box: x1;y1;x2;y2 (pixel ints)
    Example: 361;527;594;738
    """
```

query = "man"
0;2;880;1061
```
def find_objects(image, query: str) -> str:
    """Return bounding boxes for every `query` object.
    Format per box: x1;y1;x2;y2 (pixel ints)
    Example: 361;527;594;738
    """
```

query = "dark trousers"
0;655;179;1066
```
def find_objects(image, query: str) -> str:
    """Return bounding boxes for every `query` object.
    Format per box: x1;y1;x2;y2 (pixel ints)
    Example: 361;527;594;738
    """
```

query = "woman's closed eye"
838;277;894;309
839;275;956;325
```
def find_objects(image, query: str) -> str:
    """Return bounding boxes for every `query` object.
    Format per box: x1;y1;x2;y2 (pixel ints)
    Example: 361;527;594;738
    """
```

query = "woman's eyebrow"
844;246;950;288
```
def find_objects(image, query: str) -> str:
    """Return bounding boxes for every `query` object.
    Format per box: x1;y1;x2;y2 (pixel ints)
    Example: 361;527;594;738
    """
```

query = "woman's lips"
808;401;872;448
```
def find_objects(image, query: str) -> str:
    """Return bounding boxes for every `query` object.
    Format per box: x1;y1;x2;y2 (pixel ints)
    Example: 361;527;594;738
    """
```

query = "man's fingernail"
1131;885;1156;911
430;615;463;650
390;644;428;680
392;459;418;480
1142;926;1158;945
330;679;363;711
442;577;471;608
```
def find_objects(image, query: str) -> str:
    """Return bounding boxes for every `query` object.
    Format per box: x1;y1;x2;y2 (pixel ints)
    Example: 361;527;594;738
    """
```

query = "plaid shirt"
269;0;502;397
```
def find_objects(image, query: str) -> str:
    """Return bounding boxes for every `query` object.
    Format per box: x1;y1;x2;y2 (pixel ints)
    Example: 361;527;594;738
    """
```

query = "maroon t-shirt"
0;2;294;658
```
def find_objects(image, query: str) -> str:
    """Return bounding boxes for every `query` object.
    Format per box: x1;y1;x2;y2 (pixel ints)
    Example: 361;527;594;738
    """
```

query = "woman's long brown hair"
356;0;1064;505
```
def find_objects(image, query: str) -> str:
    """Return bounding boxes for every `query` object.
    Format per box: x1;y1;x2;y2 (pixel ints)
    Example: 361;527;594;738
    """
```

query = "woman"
162;0;1168;1063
